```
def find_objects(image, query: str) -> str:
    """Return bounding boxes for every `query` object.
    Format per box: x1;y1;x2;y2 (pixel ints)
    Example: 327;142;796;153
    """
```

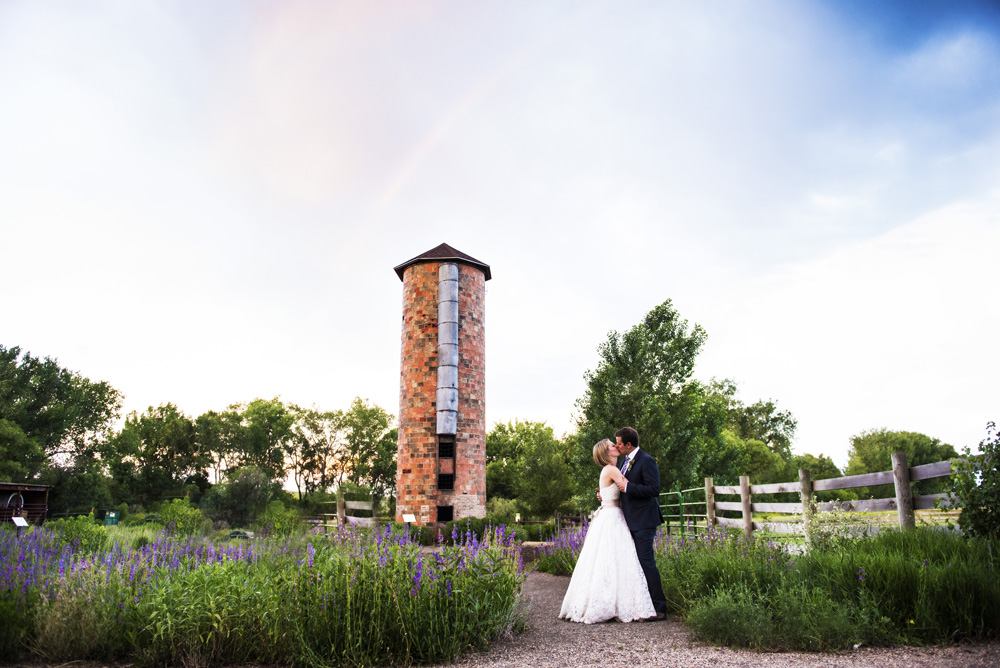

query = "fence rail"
658;452;957;539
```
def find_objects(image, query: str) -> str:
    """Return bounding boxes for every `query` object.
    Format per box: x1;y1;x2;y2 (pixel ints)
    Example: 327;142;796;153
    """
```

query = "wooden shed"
0;481;52;525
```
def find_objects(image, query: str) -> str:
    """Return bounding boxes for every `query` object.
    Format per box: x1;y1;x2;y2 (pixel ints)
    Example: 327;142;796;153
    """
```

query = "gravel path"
433;571;1000;668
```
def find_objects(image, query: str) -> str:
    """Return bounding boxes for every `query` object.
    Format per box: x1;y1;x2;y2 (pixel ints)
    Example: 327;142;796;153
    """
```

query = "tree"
366;427;398;502
102;404;207;506
788;452;851;501
288;406;347;501
196;409;243;483
201;466;270;528
486;422;526;499
342;398;396;499
514;421;574;518
846;428;958;498
0;418;45;482
486;420;573;518
42;460;114;516
0;344;121;474
227;398;295;485
728;399;796;459
575;301;725;494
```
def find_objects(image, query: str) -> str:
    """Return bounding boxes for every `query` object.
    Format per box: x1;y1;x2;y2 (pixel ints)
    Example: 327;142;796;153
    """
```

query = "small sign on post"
11;517;28;527
402;513;416;524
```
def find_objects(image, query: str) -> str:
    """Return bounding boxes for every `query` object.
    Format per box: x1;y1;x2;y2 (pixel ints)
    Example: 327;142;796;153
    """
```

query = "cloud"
695;194;1000;466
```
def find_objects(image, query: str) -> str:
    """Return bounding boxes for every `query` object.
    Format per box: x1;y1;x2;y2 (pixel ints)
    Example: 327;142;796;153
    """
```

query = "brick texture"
396;262;486;524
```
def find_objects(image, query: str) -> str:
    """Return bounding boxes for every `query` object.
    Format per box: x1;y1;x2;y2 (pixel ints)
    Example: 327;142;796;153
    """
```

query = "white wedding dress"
558;482;656;623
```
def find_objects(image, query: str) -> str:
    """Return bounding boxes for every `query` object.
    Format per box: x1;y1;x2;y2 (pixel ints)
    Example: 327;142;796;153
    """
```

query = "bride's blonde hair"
593;438;616;466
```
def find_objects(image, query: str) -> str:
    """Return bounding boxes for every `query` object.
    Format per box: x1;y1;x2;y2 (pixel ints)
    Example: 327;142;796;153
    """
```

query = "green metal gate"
659;486;708;535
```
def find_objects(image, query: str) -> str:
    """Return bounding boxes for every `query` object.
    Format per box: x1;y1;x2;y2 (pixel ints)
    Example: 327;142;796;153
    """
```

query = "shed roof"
0;482;52;492
393;243;491;281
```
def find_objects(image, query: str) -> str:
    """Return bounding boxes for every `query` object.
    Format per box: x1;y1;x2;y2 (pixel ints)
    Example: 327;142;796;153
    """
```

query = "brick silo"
394;243;490;525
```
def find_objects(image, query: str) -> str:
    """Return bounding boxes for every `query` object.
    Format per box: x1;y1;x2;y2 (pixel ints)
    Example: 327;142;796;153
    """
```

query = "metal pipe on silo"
437;263;459;435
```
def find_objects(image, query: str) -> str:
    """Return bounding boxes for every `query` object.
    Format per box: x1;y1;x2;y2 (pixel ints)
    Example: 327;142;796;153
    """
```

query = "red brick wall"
396;262;486;524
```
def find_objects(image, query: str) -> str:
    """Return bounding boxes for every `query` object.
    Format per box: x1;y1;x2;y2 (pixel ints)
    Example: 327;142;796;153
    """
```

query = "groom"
615;426;668;619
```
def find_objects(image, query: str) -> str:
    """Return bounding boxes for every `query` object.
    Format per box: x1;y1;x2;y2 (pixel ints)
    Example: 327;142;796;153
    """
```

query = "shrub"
253;500;302;538
46;514;107;553
950;421;1000;539
158;499;208;536
687;585;774;648
486;497;517;522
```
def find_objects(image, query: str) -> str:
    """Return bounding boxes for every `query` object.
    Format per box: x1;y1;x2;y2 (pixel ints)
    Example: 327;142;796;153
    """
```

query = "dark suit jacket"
620;448;664;531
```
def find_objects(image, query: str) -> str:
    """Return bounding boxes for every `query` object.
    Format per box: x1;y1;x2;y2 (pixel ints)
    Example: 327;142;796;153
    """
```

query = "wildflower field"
0;522;525;666
538;523;1000;650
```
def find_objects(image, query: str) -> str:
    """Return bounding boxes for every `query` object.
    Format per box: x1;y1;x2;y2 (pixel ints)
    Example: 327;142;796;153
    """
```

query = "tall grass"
536;524;999;650
0;523;525;666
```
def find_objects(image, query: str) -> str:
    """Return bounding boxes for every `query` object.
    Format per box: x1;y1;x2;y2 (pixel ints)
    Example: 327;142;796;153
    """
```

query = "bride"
558;438;656;623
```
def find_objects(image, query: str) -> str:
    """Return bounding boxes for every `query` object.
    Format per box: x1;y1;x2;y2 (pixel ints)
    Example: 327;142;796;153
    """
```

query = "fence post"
891;452;915;530
740;475;753;538
799;469;813;546
704;477;715;529
678;488;685;534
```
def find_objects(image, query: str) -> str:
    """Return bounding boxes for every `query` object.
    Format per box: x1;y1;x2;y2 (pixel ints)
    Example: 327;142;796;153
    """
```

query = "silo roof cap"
393;243;492;281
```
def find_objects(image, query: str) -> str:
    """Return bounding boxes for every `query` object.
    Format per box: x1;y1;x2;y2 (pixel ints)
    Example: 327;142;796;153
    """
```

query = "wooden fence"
659;452;957;539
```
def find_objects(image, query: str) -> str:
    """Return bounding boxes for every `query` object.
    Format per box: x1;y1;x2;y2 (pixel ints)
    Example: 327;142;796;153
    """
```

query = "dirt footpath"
435;571;1000;668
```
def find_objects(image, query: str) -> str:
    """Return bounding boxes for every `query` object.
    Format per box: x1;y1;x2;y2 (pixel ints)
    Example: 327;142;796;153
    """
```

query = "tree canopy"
486;420;573;519
102;404;208;506
0;345;121;481
574;300;723;493
847;428;958;497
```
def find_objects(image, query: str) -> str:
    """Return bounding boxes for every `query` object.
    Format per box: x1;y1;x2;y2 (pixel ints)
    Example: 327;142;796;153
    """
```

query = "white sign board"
12;517;28;527
402;513;417;523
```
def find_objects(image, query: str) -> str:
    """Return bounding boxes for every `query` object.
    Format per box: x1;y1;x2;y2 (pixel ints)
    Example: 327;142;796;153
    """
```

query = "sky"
2;0;999;470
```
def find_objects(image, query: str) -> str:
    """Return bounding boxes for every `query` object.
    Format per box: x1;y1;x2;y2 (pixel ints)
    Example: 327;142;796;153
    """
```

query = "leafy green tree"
728;399;796;459
574;301;725;494
366;427;398;502
103;404;207;506
342;398;396;499
288;406;346;501
227;398;295;485
950;421;999;539
491;421;572;519
486;422;526;499
847;428;958;498
42;460;114;516
740;438;787;484
0;344;121;473
790;452;842;480
787;452;852;502
0;418;45;482
201;466;270;528
195;409;243;484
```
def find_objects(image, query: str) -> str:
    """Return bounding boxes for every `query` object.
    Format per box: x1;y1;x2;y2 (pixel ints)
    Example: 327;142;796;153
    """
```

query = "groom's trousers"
631;526;667;613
